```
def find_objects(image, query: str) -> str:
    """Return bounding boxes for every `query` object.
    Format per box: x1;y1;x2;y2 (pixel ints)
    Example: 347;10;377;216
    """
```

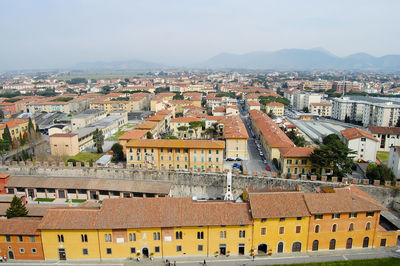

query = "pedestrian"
203;259;206;265
3;255;6;262
0;256;3;262
252;255;255;262
174;261;176;266
165;259;169;266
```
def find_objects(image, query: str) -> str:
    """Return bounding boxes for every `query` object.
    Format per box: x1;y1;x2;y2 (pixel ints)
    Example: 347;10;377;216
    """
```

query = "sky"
0;0;399;70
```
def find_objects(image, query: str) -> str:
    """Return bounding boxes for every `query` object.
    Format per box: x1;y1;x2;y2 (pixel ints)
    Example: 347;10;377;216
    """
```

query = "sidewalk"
6;247;399;266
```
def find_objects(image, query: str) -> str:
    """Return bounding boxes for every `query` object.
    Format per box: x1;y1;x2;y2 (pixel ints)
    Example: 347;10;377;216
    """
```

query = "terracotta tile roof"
266;102;284;107
126;139;225;149
303;188;385;214
279;147;314;158
0;218;41;235
334;185;385;209
135;121;157;130
39;209;99;230
50;133;77;138
311;102;332;106
220;116;249;139
247;101;261;106
369;126;400;135
119;129;148;140
248;192;310;218
249;110;294;148
146;114;166;122
96;197;252;229
156;110;172;115
341;128;378;142
0;118;28;130
170;117;202;123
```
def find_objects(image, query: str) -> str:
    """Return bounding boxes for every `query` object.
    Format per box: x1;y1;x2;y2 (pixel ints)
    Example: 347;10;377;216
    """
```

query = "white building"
341;127;379;162
310;102;332;117
293;92;322;111
369;127;400;152
388;146;400;180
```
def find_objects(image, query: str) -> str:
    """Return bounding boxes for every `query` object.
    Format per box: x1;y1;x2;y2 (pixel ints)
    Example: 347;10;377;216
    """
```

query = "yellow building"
126;139;225;171
220;116;249;160
90;93;150;113
265;102;285;117
39;197;253;260
170;117;204;138
248;192;310;254
279;147;314;176
0;118;33;140
150;93;175;111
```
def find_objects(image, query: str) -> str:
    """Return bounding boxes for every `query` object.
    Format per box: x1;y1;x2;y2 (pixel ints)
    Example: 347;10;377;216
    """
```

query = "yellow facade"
0;119;32;140
252;217;310;254
40;230;101;260
225;138;248;160
208;225;253;256
280;156;313;175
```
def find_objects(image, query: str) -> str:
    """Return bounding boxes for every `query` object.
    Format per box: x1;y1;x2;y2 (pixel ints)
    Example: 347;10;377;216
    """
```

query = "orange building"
0;218;45;260
304;186;389;251
0;173;10;194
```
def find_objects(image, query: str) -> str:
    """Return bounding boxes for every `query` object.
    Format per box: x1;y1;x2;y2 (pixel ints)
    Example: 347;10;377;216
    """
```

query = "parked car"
265;165;271;171
259;152;264;156
263;159;267;164
233;163;241;168
235;158;242;161
226;158;235;161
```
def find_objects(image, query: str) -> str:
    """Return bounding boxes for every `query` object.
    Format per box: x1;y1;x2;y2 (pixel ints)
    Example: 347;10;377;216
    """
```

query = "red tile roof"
341;128;378;142
0;218;41;235
50;133;77;138
126;139;225;149
369;126;400;135
279;147;314;158
119;129;148;140
0;118;28;130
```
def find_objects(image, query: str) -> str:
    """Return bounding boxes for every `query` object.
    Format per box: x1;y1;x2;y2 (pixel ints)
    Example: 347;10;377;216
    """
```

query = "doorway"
363;237;369;248
59;190;65;198
58;248;66;260
238;244;245;255
90;191;98;200
277;242;284;253
142;248;149;258
257;244;267;254
219;244;226;255
346;238;353;249
8;250;14;260
28;189;35;199
292;242;302;252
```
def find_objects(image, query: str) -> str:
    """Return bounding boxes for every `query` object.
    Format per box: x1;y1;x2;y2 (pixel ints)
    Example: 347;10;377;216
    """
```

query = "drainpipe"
96;230;102;261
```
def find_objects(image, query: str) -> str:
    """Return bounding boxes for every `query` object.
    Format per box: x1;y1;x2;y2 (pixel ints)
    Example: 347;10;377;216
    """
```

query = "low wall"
1;163;399;209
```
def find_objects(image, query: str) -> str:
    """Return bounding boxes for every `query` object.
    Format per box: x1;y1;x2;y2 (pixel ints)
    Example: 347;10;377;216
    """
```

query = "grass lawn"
108;130;127;141
34;198;55;202
271;257;400;266
377;151;389;162
65;152;103;163
65;199;86;203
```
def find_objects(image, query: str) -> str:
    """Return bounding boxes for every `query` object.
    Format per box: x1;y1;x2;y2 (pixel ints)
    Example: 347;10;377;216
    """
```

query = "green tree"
177;126;188;131
173;92;184;100
310;134;355;177
111;143;124;162
286;130;306;147
2;125;12;150
146;131;153;139
6;196;28;218
396;118;400;127
366;164;395;184
267;110;276;119
28;117;34;132
189;121;205;138
93;129;104;153
0;108;4;119
302;107;309;113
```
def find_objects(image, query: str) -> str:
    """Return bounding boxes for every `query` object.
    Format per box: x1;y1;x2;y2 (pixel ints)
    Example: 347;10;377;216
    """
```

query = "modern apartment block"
369;127;400;152
293;92;322;111
332;97;400;127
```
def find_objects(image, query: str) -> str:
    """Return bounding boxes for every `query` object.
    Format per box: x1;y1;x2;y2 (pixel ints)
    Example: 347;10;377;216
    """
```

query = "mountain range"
74;48;400;71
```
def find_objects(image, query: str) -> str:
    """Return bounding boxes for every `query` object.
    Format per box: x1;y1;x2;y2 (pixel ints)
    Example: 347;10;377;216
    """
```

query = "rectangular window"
176;231;183;240
130;247;136;254
155;246;160;253
176;148;180;153
18;235;23;242
216;150;219;154
198;245;203;251
197;231;204;239
106;248;112;254
105;234;112;242
350;212;357;218
82;248;88;255
380;239;386;247
209;158;211;162
366;212;374;217
239;230;245;238
31;248;37;253
287;159;292;164
280;218;285;222
279;227;285;234
161;148;164;153
261;218;267;222
220;231;226;239
301;160;307;164
261;227;266;235
296;226;301;233
297;217;302;220
153;232;160;240
332;213;340;219
19;248;25;254
129;233;136;241
315;214;323;220
176;245;182;252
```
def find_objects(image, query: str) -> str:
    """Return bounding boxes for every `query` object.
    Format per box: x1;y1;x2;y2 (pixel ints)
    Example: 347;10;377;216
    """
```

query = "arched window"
312;240;319;251
363;237;369;248
129;233;136;241
329;239;336;250
332;224;337;232
314;225;320;233
365;222;371;230
292;242;302;252
346;238;353;249
348;223;354;231
277;242;284;253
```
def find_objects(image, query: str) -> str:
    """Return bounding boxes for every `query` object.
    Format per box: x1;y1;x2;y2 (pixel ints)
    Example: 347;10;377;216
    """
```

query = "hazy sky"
1;0;399;70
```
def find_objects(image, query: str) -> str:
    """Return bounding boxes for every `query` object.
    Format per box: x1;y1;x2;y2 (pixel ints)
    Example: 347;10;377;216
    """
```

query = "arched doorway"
257;244;267;254
8;250;14;260
277;242;284;253
329;239;336;250
142;248;149;258
292;242;302;252
346;238;353;249
363;237;369;248
312;240;319;251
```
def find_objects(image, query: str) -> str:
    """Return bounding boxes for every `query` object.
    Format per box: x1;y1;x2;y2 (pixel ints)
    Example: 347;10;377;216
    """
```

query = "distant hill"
74;59;165;71
195;48;400;71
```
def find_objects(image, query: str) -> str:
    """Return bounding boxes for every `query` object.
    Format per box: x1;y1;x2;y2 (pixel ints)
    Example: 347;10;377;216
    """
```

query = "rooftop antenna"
224;171;233;201
342;76;346;98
